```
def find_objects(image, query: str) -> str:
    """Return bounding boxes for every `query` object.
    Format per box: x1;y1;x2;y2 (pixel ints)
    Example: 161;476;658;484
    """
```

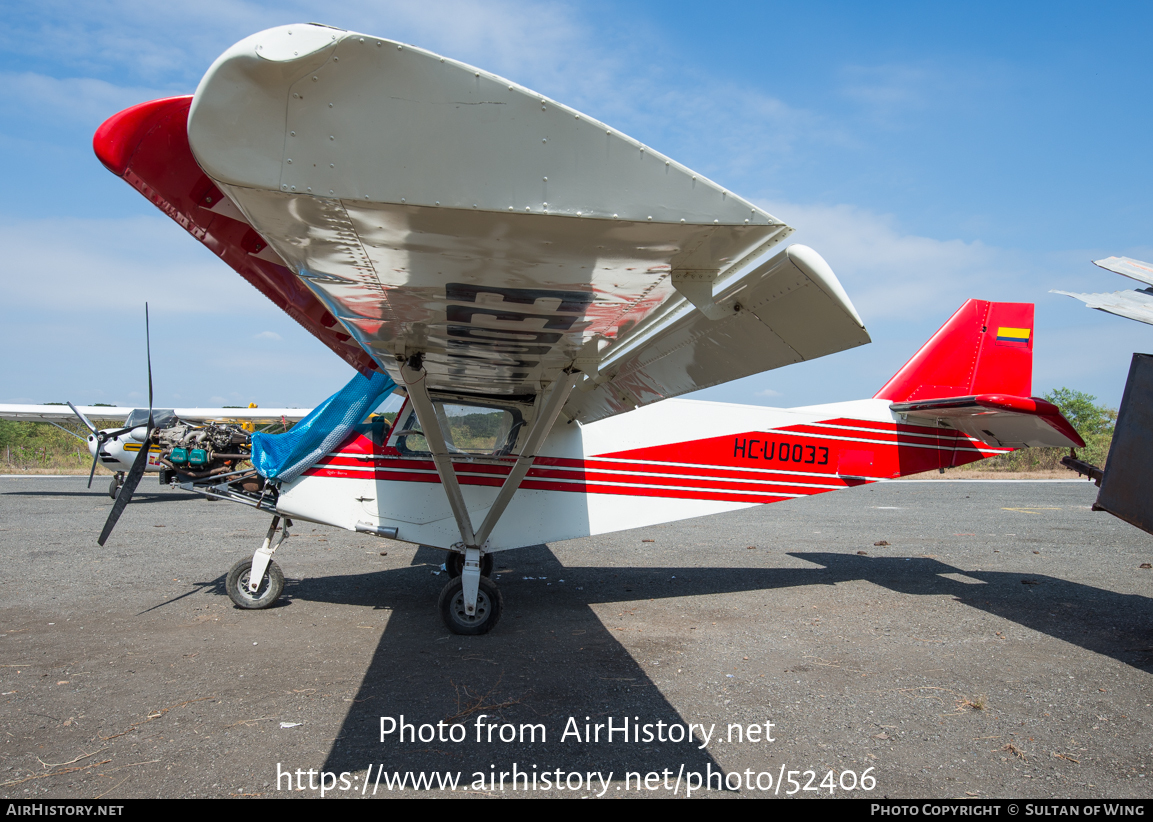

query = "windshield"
394;401;522;457
124;408;176;429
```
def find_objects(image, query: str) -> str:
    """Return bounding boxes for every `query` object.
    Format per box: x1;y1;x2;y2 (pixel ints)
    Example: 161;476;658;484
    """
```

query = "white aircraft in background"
0;403;311;497
1055;256;1153;324
86;24;1083;634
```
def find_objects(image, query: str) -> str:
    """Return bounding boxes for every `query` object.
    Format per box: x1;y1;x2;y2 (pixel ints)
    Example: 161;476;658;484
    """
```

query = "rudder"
873;299;1033;402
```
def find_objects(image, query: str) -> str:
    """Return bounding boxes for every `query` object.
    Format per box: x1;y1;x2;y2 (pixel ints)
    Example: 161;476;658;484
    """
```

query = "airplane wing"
0;405;312;424
890;394;1085;449
1052;287;1153;326
1093;256;1153;285
95;24;868;423
1054;256;1153;326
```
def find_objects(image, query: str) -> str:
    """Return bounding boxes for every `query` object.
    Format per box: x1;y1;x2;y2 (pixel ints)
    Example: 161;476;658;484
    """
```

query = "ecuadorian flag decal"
996;326;1031;346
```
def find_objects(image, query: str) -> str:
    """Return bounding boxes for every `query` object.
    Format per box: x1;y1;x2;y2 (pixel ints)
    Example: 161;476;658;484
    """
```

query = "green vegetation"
0;417;110;472
964;388;1115;472
447;411;508;451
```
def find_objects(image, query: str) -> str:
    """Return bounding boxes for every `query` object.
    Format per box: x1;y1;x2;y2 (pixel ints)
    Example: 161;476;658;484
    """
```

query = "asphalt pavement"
0;476;1150;799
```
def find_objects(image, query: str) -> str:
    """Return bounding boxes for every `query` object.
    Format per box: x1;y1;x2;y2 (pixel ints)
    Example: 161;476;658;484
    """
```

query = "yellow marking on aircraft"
121;444;162;453
996;327;1030;342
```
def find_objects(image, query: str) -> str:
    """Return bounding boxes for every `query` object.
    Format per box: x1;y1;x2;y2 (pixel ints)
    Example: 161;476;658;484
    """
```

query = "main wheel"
226;557;284;610
438;576;502;635
108;478;119;500
445;552;494;578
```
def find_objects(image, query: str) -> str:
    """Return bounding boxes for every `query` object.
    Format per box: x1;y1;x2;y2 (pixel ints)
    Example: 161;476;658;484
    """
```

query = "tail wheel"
225;557;284;609
438;576;502;635
445;552;494;578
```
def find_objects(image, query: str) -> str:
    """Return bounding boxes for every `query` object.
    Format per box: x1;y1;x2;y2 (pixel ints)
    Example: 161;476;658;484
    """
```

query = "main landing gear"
440;549;500;634
394;354;580;636
439;574;502;635
446;551;494;578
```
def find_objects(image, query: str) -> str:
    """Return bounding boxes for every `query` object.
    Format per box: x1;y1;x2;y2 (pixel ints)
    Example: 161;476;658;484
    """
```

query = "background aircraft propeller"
97;305;154;546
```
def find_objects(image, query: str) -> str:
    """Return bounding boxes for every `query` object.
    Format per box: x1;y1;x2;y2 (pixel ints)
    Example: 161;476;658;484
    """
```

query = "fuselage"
88;429;163;474
274;396;1006;551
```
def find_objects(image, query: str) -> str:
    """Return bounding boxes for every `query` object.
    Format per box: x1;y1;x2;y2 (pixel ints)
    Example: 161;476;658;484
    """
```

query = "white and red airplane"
89;24;1083;634
0;403;311;497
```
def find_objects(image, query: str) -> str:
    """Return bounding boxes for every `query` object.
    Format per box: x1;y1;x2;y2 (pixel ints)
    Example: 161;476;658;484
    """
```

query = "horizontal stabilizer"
890;394;1085;449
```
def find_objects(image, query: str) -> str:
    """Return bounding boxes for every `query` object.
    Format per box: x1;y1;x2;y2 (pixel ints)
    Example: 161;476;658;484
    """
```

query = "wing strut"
401;355;478;548
473;369;581;548
401;355;580;617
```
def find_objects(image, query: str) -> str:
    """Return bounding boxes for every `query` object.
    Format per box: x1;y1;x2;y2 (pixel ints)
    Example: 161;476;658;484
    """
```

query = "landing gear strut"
446;551;494;579
401;355;581;636
225;516;290;609
108;472;125;500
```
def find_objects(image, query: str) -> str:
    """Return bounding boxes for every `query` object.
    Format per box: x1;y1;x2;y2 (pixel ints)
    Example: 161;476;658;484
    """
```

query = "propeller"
70;401;108;488
98;305;155;546
67;402;97;436
71;401;147;488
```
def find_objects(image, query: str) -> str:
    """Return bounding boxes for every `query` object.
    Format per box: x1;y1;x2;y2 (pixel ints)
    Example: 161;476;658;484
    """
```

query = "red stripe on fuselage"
300;414;1004;501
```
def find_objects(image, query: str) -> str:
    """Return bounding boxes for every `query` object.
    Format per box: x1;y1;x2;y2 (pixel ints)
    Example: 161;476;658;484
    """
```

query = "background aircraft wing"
0;405;311;424
96;24;868;423
1054;256;1153;326
1053;287;1153;326
1092;256;1153;286
0;405;133;422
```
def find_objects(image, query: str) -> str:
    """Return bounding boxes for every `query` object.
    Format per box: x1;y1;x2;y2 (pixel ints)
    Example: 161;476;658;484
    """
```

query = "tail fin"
873;299;1033;402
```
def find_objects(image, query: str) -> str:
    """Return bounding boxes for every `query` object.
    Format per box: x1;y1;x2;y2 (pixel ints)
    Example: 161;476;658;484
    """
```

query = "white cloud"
254;331;282;341
761;200;1017;323
0;216;276;316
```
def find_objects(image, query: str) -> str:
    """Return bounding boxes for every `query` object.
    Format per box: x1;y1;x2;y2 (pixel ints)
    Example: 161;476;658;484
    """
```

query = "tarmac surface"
0;475;1150;799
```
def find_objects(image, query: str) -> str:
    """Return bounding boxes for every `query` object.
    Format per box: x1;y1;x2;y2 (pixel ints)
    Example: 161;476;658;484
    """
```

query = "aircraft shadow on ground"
788;552;1153;673
287;545;725;787
240;543;1153;787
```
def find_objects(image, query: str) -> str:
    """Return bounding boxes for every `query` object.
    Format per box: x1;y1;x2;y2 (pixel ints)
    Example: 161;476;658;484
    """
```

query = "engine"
154;421;252;481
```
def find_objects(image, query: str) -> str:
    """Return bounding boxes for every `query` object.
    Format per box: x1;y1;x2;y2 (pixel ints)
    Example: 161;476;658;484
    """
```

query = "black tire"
445;552;494;578
226;557;284;610
108;479;119;500
438;576;502;635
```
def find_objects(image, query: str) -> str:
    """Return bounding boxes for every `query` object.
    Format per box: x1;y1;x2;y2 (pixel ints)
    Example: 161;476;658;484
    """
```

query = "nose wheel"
108;472;124;500
226;557;284;609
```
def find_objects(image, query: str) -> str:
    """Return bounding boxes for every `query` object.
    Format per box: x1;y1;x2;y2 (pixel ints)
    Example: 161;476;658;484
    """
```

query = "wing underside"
97;24;870;423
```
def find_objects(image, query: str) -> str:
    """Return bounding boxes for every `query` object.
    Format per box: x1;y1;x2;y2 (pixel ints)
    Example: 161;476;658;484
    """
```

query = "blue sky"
2;1;1150;410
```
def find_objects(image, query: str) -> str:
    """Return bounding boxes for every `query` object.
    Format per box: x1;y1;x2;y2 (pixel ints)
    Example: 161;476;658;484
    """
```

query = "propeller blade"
97;423;152;546
98;305;157;546
67;402;98;435
146;304;153;420
86;439;101;489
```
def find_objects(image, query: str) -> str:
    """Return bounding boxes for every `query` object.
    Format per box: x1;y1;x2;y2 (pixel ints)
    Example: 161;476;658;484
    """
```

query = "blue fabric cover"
251;370;396;483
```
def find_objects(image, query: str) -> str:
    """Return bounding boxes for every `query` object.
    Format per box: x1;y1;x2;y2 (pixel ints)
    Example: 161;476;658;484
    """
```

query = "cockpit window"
125;409;176;429
393;402;522;457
